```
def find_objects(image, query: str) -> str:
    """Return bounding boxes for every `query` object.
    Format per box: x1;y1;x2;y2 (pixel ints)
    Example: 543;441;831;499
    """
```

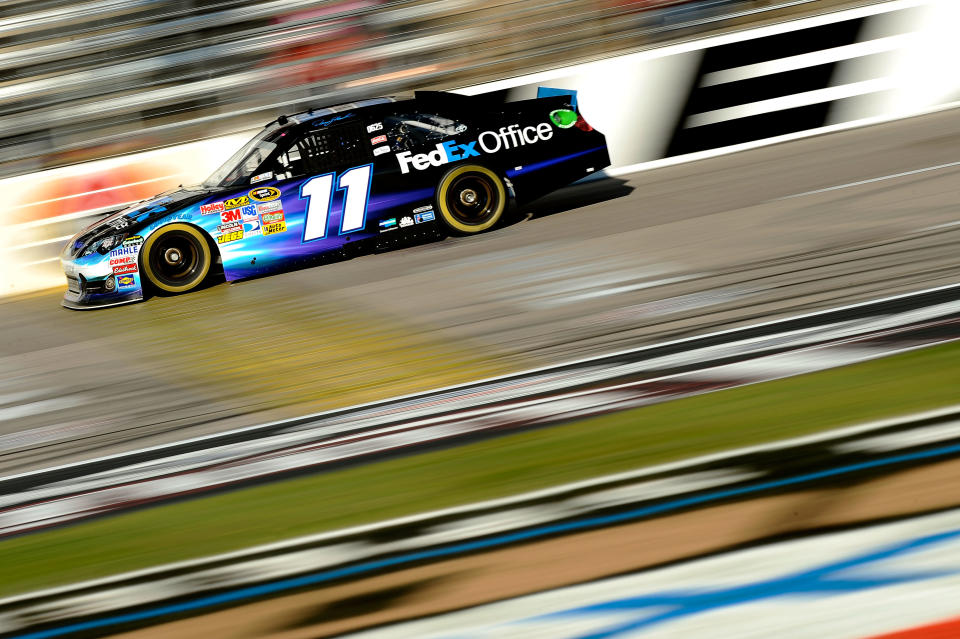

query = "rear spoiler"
415;87;578;108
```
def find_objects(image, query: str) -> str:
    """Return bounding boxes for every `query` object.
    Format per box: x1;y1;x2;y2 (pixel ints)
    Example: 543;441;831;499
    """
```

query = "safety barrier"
3;403;960;637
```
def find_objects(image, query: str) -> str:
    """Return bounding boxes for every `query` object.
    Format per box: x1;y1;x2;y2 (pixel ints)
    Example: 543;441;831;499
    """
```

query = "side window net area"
385;113;468;152
276;123;370;178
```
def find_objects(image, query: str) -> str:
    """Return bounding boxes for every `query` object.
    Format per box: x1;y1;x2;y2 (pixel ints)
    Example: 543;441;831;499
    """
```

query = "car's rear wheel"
141;223;212;294
436;165;507;234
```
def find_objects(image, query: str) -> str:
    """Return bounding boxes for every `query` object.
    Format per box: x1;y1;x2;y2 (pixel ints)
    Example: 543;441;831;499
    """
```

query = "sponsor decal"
260;211;285;225
116;274;137;289
248;186;281;202
413;204;433;214
256;200;283;214
549;108;578;129
414;211;435;223
373;145;390;157
370;134;387;145
109;245;138;258
218;223;242;234
366;122;383;133
122;235;143;247
200;201;225;215
113;263;137;275
224;195;250;210
109;256;135;267
221;209;243;224
262;221;287;236
311;112;354;128
240;204;259;221
379;218;397;231
217;229;244;244
107;217;133;229
244;216;262;237
395;123;553;174
250;171;273;185
399;216;414;228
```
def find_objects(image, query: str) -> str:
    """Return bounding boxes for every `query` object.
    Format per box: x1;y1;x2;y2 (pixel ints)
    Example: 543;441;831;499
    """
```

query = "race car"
60;90;609;309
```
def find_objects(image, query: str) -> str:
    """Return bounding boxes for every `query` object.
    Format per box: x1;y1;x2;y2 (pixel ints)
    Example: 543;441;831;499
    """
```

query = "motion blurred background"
5;1;960;637
2;0;863;294
1;0;850;176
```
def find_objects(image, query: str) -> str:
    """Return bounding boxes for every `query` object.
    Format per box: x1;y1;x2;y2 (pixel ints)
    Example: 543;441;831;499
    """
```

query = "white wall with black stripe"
461;0;960;170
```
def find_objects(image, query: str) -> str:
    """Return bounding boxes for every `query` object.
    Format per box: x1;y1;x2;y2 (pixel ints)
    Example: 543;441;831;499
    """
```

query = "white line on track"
776;159;960;200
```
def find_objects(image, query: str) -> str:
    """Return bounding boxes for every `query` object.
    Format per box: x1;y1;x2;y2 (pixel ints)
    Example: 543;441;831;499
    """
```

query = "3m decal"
301;164;372;242
370;134;387;145
217;229;244;244
221;209;243;224
249;186;281;202
263;221;287;236
200;202;225;215
395;123;553;173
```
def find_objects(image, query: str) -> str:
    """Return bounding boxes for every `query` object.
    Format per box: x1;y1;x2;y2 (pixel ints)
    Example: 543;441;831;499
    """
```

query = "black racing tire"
140;223;213;294
435;164;507;234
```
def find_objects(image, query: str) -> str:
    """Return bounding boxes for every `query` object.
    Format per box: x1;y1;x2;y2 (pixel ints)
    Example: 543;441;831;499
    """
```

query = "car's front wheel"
435;164;507;234
140;223;213;294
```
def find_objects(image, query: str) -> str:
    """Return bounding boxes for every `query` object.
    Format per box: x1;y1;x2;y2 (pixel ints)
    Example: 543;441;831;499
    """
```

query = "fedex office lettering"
395;123;553;174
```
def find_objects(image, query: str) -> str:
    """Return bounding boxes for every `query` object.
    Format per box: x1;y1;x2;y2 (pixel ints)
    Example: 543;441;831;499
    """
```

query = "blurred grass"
1;341;959;597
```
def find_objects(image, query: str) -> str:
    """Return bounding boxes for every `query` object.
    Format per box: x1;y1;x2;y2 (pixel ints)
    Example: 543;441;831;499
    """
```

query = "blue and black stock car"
60;90;609;309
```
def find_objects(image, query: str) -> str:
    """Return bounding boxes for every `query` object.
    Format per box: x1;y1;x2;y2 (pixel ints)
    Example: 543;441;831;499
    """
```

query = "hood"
65;185;217;259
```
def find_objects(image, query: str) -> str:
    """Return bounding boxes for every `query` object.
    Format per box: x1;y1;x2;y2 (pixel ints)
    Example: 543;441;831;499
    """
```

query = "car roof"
274;96;406;128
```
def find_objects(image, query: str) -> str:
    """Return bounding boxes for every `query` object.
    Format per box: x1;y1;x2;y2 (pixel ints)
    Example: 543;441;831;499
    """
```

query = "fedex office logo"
395;123;553;174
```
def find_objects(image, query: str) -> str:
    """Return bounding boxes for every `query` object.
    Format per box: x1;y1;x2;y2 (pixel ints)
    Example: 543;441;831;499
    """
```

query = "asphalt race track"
2;106;960;474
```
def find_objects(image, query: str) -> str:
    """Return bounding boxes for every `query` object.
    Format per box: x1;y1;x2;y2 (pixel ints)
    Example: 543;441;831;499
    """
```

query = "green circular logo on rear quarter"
549;109;578;129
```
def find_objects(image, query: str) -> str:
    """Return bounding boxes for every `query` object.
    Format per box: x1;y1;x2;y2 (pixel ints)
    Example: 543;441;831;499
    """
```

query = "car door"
219;119;378;278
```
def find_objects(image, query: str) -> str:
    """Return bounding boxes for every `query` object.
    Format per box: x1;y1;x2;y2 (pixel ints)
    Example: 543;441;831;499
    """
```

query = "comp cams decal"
395;123;554;174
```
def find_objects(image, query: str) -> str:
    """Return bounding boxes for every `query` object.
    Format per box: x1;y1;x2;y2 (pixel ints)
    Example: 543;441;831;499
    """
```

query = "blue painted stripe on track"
15;440;960;639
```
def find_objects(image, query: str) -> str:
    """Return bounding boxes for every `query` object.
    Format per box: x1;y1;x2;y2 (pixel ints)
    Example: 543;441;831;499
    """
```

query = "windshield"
203;129;280;188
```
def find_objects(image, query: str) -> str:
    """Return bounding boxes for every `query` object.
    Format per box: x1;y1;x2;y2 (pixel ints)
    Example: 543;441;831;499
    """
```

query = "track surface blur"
3;107;960;474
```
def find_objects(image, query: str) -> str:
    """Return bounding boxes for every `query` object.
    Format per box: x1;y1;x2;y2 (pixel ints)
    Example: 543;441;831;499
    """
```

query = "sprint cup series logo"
395;123;554;174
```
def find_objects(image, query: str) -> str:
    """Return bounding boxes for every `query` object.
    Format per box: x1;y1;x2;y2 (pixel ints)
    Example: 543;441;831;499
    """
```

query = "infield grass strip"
1;341;959;597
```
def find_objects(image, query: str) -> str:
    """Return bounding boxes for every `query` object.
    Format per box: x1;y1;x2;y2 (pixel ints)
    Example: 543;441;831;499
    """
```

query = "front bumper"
61;255;144;310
